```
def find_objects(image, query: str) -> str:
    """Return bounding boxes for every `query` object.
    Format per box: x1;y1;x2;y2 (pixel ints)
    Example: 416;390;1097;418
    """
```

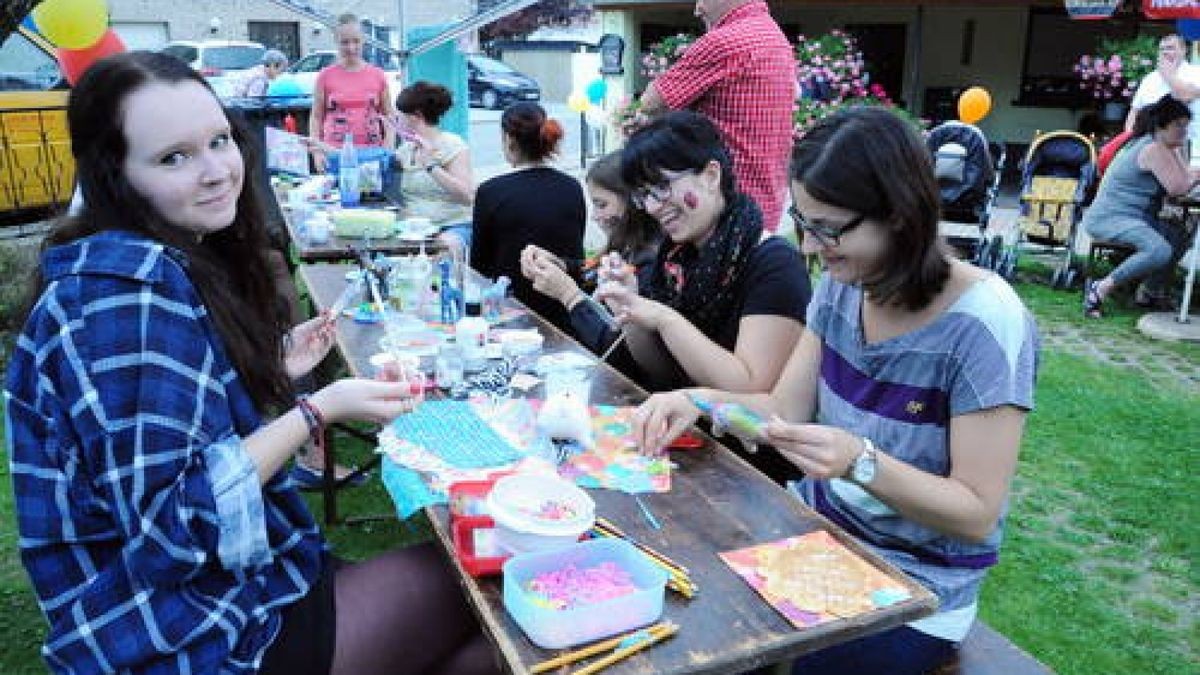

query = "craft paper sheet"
719;531;911;629
378;400;672;518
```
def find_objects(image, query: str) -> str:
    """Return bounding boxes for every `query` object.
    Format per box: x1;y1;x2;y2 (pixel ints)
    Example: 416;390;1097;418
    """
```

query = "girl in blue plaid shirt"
5;52;498;674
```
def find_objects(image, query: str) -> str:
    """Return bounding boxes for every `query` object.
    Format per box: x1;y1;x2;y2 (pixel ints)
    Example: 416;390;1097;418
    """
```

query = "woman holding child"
632;107;1039;674
5;52;497;675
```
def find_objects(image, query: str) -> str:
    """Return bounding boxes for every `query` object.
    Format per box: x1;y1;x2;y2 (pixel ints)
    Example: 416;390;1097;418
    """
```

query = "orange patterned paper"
719;531;911;628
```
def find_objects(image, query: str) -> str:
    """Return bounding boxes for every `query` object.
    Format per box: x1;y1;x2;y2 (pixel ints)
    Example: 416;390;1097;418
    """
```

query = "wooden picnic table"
299;262;938;674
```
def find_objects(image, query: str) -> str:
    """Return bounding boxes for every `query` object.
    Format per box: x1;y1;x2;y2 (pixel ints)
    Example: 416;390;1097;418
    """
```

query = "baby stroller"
1011;130;1098;288
927;121;1006;265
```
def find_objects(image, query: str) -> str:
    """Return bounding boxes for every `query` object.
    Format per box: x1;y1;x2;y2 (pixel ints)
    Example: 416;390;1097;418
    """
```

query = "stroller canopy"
927;122;995;213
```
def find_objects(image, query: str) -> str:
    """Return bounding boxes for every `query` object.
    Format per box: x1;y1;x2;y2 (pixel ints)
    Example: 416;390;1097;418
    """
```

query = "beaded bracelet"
296;395;327;456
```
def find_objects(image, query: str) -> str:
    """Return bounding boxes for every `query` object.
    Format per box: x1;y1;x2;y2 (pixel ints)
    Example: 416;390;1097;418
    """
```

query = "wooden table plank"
298;263;938;674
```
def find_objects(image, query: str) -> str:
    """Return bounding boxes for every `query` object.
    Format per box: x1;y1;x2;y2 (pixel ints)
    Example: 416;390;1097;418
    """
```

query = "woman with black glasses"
596;111;810;392
631;107;1039;674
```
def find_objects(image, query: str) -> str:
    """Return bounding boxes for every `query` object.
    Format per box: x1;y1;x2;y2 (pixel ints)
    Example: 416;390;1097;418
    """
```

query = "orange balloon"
57;29;127;86
958;86;992;125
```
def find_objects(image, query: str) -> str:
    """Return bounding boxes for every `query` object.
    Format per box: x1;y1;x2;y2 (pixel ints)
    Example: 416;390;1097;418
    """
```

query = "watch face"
853;451;876;484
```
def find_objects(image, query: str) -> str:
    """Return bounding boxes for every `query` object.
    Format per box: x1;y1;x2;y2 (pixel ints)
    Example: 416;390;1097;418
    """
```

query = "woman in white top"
392;81;475;253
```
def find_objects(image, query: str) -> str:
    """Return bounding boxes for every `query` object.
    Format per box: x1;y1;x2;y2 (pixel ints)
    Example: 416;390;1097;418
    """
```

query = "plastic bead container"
487;473;595;554
502;538;668;649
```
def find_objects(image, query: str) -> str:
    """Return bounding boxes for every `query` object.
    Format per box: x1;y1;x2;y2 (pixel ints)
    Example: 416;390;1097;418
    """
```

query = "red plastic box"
448;478;511;577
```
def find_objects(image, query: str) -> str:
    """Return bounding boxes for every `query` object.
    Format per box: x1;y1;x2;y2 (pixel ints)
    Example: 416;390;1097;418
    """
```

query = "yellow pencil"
528;623;673;674
569;623;680;675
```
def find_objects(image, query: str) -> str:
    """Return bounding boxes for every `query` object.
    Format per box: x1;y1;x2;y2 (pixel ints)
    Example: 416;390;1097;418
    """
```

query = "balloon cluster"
567;78;609;126
25;0;126;86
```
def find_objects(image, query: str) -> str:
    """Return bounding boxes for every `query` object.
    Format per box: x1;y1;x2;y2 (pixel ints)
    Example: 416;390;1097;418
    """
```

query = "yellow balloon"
958;86;992;125
567;92;590;113
33;0;109;50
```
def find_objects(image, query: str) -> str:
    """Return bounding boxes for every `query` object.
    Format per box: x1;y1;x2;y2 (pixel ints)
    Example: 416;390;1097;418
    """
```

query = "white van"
161;40;266;98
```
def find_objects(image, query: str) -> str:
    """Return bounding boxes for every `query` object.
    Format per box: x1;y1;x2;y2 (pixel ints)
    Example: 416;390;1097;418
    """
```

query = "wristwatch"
848;436;878;485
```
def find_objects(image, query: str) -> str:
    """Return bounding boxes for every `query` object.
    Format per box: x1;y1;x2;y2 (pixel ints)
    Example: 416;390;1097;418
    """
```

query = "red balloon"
57;29;127;86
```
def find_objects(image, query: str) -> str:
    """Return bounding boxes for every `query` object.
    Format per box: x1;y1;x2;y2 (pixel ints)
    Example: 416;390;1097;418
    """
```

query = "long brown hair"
32;51;293;411
585;151;659;258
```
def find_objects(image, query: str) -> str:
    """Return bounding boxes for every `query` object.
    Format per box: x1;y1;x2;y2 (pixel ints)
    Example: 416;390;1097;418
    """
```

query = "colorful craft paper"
719;531;911;629
471;400;671;493
378;399;672;519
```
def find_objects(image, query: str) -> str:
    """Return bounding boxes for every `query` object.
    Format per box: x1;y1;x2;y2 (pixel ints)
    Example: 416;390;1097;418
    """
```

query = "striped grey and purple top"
793;272;1039;621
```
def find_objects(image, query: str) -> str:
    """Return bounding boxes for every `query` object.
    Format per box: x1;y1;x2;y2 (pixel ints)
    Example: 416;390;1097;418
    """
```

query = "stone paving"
1036;313;1200;392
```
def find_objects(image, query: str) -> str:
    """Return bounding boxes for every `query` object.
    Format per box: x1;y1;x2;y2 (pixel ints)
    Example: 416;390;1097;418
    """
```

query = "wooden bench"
932;621;1053;675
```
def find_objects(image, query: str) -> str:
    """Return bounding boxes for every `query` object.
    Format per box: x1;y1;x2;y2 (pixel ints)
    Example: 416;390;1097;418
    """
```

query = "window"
162;44;198;65
202;45;266;71
1019;7;1169;107
0;31;64;91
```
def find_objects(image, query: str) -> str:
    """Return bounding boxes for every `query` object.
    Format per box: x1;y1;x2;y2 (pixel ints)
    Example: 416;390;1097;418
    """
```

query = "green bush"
0;242;38;361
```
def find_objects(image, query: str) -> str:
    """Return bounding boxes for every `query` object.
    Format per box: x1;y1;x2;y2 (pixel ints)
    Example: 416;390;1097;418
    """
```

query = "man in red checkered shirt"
640;0;796;232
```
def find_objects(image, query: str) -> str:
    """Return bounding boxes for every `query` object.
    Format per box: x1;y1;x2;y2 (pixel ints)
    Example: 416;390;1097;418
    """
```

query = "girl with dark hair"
6;52;497;675
393;80;475;250
631;107;1039;675
596;111;810;392
471;102;585;330
520;151;662;358
1083;94;1197;317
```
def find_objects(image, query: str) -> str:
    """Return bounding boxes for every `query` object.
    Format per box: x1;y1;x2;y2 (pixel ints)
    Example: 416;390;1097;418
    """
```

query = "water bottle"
338;133;360;208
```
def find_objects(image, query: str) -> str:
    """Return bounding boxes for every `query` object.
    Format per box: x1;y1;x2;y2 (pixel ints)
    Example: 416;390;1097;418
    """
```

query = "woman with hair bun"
393;80;476;250
471;102;585;329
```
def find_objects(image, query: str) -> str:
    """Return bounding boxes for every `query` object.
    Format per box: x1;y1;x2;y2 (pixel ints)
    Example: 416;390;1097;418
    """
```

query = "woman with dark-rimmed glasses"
596;111;810;393
631;107;1039;674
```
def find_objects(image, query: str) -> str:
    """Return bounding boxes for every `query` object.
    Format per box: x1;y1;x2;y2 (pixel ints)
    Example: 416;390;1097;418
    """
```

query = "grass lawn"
0;274;1196;673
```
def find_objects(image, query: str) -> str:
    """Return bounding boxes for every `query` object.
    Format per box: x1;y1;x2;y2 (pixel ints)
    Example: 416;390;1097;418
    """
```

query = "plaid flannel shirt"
653;1;797;231
5;231;324;674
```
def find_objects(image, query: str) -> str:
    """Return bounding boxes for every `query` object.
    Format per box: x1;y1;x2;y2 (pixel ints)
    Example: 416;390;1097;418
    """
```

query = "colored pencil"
594;518;691;575
569;623;680;675
597;331;627;364
528;622;674;674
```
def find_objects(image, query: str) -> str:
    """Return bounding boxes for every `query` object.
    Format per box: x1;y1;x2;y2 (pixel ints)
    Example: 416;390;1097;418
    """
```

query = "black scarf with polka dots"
647;193;763;340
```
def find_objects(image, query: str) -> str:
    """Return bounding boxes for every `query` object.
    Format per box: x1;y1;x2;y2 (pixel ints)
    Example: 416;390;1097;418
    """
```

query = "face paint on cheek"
683;191;699;209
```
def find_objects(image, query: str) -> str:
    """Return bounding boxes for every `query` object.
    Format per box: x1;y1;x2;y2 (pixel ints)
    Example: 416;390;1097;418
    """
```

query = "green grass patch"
982;349;1198;674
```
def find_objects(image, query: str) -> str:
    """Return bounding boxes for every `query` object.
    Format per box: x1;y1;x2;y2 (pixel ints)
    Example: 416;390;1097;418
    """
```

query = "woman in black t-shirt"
471;103;585;331
597;111;811;392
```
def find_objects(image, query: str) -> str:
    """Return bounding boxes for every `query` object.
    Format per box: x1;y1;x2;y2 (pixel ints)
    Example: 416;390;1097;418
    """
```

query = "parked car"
283;50;403;104
467;55;540;109
161;40;265;99
0;26;72;221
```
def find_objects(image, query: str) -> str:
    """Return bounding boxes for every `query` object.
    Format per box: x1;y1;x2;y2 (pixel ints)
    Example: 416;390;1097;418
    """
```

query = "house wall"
598;2;1086;145
107;0;472;56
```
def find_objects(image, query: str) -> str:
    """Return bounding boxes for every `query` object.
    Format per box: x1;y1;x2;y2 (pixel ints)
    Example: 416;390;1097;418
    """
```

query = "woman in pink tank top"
308;13;396;173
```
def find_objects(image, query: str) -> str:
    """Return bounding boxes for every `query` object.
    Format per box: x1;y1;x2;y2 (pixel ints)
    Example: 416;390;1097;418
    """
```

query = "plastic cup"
436;344;465;389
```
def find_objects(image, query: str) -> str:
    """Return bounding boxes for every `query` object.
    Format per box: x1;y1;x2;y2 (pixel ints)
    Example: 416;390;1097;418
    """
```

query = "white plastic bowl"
487;473;595;554
499;330;544;356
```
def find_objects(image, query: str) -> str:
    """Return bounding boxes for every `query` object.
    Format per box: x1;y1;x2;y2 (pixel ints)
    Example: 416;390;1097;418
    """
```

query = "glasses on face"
789;205;865;248
630;171;692;211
